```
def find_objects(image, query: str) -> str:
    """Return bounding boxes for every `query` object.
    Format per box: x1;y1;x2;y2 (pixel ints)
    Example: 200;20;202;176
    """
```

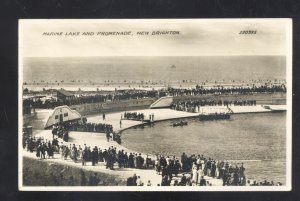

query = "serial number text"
239;30;257;34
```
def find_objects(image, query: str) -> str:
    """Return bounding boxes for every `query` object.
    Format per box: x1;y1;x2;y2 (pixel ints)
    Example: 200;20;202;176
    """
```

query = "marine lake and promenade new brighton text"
42;31;180;36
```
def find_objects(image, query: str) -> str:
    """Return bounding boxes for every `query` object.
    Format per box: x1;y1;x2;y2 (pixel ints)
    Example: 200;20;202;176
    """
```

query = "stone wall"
23;157;125;186
70;98;157;116
68;93;286;116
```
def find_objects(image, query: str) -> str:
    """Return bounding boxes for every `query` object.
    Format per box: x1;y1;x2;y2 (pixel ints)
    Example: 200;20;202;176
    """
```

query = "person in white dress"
192;167;198;184
136;176;143;186
197;168;204;184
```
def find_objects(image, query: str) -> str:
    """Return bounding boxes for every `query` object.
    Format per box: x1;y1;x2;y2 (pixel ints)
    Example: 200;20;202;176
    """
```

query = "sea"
23;56;286;84
121;112;287;184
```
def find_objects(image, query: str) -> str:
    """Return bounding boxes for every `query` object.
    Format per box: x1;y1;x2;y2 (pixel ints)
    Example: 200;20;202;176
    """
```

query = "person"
72;144;77;162
161;175;169;186
239;163;245;180
36;144;41;158
173;159;181;176
192;166;198;184
186;178;192;186
233;171;239;185
181;152;188;172
92;147;98;166
127;177;133;186
222;170;228;186
40;143;46;159
136;176;143;186
199;176;206;186
120;119;122;128
197;168;204;184
132;173;137;186
60;143;64;159
110;132;114;141
147;180;152;186
180;174;187;186
52;125;57;139
103;113;105;120
82;147;87;166
155;155;161;175
106;132;110;142
161;166;167;178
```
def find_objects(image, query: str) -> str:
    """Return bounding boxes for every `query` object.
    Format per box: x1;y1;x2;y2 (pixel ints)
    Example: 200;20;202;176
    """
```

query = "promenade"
24;105;284;186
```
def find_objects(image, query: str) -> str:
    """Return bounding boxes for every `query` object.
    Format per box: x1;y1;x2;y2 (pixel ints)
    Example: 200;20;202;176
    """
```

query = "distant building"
56;88;75;102
44;105;81;128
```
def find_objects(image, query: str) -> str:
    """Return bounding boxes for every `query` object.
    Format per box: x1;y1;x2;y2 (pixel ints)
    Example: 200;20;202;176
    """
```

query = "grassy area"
23;157;126;186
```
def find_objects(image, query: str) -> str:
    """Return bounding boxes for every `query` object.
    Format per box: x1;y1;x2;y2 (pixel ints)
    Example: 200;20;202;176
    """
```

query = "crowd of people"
52;124;69;142
23;90;160;109
169;83;286;96
24;135;284;187
23;83;285;110
122;112;145;121
248;180;282;186
51;121;122;144
65;122;114;134
126;174;148;186
24;136;154;171
24;137;59;159
171;99;257;113
154;153;246;186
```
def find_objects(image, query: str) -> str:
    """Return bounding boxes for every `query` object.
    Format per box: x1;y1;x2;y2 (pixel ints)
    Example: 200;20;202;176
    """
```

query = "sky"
19;19;291;57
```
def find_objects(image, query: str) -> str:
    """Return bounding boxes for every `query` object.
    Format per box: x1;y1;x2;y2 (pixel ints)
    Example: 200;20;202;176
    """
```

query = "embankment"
69;93;286;116
70;98;156;115
23;157;126;186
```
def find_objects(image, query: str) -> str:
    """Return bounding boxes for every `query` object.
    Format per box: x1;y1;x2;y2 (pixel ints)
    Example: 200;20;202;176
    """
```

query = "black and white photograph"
18;19;292;191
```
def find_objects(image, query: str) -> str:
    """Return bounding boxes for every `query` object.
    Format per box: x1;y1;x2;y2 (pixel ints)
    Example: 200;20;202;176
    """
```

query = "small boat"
199;113;230;121
173;121;188;127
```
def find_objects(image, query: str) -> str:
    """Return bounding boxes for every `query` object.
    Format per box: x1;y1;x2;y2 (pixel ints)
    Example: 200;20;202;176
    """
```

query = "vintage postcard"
18;19;292;191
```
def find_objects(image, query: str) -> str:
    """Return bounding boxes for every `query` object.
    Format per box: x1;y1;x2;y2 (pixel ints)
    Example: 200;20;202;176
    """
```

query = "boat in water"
199;113;231;121
173;121;188;127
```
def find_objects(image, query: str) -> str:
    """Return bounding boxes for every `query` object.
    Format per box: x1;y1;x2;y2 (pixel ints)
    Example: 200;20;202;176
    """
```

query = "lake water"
121;112;286;184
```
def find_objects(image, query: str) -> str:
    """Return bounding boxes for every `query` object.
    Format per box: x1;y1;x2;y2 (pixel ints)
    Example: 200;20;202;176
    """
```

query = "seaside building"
44;105;81;128
56;88;75;103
